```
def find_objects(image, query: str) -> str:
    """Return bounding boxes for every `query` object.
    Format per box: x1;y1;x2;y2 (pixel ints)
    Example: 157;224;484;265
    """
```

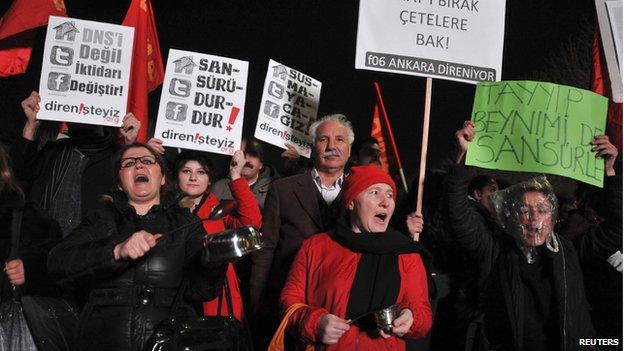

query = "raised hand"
147;138;165;155
591;135;618;176
229;150;245;180
454;120;475;164
21;91;41;141
120;113;141;145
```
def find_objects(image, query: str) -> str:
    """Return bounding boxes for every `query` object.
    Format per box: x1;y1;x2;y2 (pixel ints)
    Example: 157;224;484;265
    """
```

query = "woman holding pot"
280;165;432;350
48;143;226;351
173;149;262;321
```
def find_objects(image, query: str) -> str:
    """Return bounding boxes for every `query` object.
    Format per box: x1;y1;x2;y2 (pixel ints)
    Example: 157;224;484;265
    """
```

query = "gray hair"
308;114;355;144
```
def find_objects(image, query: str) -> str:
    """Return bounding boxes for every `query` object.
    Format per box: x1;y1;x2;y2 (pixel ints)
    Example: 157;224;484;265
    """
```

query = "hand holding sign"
21;91;41;141
120;113;141;145
147;137;165;155
281;143;301;160
454;120;475;164
229;150;245;181
591;135;618;176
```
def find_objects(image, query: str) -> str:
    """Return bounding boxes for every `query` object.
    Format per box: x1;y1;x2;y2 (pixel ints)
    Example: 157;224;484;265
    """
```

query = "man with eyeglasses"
10;91;142;237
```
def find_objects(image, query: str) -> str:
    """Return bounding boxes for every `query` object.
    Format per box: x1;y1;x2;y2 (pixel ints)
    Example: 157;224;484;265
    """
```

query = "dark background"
0;0;598;186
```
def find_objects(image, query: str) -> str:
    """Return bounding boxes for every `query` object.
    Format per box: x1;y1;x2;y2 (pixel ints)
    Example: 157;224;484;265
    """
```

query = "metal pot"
373;305;398;332
203;225;263;262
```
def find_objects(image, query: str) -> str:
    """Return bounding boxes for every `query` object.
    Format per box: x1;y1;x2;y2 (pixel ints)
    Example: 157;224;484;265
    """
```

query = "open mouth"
134;174;149;183
523;223;543;235
374;213;388;221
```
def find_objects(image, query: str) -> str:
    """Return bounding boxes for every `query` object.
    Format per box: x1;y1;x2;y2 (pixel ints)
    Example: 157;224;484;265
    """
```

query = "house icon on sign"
271;65;287;80
173;56;197;74
53;21;79;41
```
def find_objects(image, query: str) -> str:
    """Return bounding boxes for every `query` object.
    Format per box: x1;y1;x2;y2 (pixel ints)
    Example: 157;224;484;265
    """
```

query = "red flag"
591;28;622;152
122;0;165;142
0;0;66;77
371;103;391;174
371;82;408;192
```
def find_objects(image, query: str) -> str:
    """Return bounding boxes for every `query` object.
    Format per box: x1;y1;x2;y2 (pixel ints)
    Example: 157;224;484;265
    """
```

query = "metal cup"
373;305;398;332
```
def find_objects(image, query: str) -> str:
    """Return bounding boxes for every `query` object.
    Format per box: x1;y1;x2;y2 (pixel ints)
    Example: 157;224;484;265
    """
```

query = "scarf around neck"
331;217;429;332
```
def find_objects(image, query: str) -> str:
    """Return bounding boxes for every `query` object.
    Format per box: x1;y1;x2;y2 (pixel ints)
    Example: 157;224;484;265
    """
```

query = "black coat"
47;191;225;351
445;165;599;350
0;188;62;302
250;171;343;309
10;135;116;219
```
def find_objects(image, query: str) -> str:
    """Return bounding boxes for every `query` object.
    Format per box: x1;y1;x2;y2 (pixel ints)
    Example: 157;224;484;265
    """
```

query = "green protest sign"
466;81;608;187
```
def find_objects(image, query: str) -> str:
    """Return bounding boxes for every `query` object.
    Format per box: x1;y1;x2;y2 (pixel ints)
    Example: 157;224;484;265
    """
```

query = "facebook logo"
47;72;71;92
165;102;188;121
50;46;73;66
263;100;280;118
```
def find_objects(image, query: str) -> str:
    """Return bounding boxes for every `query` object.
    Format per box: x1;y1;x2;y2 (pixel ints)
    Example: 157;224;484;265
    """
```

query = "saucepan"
373;304;399;332
203;225;263;262
348;304;399;332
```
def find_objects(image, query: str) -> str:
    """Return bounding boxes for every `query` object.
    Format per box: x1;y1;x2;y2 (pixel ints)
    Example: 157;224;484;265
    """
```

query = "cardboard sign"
38;16;134;126
355;0;506;84
154;49;249;155
466;81;609;187
596;0;622;102
254;59;321;158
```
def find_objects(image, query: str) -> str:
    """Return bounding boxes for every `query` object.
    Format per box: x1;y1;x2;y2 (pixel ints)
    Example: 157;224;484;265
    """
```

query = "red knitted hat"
342;165;397;209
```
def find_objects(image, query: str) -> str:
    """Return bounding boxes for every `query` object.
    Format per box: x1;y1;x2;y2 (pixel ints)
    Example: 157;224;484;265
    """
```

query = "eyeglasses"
120;156;157;168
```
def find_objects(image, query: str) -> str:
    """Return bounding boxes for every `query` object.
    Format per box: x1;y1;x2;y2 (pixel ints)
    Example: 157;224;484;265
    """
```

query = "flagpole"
373;82;409;192
415;77;432;239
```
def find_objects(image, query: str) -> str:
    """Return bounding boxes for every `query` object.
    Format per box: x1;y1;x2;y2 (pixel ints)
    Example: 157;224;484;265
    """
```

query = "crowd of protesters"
0;91;621;351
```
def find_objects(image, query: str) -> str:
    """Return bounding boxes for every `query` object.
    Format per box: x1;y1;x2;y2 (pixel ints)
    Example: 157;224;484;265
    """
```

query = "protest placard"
466;81;609;187
355;0;506;84
254;59;321;158
154;49;248;155
38;16;134;126
596;0;622;102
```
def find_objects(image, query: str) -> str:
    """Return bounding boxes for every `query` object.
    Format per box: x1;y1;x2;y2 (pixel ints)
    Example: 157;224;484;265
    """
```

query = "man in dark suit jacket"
250;114;354;320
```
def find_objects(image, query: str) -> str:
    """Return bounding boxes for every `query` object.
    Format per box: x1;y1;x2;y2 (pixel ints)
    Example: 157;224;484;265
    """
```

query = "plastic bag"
491;176;559;260
0;300;38;351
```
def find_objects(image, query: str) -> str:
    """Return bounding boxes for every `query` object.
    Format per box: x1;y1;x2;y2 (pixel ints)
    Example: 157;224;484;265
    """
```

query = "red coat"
280;232;432;350
198;177;262;321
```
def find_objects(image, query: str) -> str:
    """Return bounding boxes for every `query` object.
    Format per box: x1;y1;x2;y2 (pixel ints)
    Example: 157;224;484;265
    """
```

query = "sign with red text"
154;49;249;155
254;59;321;158
355;0;506;84
38;16;134;126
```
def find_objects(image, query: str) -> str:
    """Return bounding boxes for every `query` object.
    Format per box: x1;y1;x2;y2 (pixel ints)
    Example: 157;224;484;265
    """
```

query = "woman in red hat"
279;165;432;350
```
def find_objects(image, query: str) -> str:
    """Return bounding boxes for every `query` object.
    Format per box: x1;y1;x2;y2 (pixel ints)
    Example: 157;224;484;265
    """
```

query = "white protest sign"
154;49;248;155
254;59;321;158
355;0;506;84
38;16;134;126
596;0;622;102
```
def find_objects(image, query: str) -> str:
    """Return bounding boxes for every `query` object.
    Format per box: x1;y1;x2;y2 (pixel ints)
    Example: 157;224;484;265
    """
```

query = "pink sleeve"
280;239;328;343
398;253;432;339
223;177;262;229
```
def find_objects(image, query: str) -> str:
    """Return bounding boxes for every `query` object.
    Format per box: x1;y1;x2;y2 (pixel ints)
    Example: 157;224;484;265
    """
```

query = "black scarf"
332;217;430;332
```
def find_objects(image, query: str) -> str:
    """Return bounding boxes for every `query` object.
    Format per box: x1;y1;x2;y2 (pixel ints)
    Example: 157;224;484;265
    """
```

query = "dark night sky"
0;0;598;184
